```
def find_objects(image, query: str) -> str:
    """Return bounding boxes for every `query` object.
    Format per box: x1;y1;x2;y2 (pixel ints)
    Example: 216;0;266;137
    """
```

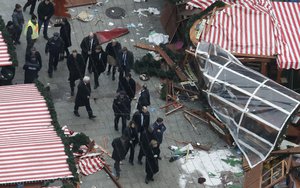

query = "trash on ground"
76;11;94;22
133;7;160;17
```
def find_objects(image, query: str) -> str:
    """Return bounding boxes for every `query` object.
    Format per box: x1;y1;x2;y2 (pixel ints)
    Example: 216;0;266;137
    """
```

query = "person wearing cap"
45;32;64;78
67;50;86;96
37;0;54;40
24;14;39;55
137;84;151;112
112;91;131;132
6;21;17;45
105;39;122;81
91;45;107;89
54;17;72;58
80;32;99;74
74;76;96;119
23;47;42;83
12;4;24;45
118;47;134;79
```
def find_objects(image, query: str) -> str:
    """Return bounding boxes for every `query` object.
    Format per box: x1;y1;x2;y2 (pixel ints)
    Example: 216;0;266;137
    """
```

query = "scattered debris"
108;22;114;26
133;7;160;17
76;11;94;22
148;31;169;45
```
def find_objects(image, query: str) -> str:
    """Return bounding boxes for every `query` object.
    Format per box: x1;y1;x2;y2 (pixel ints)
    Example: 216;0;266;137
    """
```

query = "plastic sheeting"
195;41;300;168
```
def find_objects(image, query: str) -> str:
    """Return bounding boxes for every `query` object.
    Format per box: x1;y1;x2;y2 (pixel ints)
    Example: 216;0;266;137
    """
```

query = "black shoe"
23;7;26;12
88;69;92;74
89;115;96;119
16;41;21;45
158;156;162;160
71;91;74;96
115;127;119;131
145;178;149;184
74;111;80;117
137;160;143;165
107;71;110;75
54;67;57;71
129;160;134;165
44;36;49;40
150;178;154;181
94;85;99;89
112;75;115;81
48;73;52;78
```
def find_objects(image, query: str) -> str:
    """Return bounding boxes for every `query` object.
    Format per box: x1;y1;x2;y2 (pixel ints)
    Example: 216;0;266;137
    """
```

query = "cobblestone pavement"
1;0;243;187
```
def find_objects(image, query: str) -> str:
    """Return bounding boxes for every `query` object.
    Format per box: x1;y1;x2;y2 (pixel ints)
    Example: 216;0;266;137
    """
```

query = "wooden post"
103;165;122;188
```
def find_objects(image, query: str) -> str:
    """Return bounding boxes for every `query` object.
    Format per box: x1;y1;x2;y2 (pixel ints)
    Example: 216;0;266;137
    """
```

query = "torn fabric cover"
195;41;300;168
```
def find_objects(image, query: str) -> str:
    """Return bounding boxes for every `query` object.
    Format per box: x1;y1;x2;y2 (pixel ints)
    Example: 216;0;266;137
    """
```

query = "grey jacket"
12;9;24;29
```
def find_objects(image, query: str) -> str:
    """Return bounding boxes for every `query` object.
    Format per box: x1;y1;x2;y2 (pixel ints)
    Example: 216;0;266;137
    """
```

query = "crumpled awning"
195;41;300;168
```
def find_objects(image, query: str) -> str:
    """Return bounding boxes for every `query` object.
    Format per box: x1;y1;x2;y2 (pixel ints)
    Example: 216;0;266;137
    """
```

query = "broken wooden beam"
134;43;157;52
165;105;184;116
103;165;122;188
183;113;197;130
183;109;208;124
173;85;200;95
271;146;300;155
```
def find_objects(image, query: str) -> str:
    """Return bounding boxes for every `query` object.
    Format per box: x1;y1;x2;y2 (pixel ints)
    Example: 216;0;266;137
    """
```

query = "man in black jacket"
25;14;38;55
74;76;96;119
117;73;136;101
111;135;128;180
54;18;71;57
105;39;121;81
12;4;24;45
37;0;54;40
23;47;42;83
45;32;64;78
112;91;131;132
137;84;151;112
67;50;86;96
80;32;99;74
138;125;154;165
118;47;134;78
144;139;160;184
123;121;139;165
132;106;150;138
91;45;107;89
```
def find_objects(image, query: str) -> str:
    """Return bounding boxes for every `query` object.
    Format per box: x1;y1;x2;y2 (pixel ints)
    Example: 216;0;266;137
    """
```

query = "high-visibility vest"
24;20;39;39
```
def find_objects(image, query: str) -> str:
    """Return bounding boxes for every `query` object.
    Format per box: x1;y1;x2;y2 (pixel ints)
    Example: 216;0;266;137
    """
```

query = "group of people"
5;0;168;185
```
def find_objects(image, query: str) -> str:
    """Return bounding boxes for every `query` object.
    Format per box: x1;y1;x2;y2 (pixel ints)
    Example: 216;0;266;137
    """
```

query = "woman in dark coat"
54;17;71;57
123;121;139;165
23;47;42;83
91;45;107;89
144;139;160;184
73;76;96;119
112;136;128;180
67;50;86;96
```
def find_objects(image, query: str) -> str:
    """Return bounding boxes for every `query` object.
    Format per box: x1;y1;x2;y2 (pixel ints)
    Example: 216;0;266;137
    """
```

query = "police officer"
23;47;42;83
45;32;64;78
24;14;39;55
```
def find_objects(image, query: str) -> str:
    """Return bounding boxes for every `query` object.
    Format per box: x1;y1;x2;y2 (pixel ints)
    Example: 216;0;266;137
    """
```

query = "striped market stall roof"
0;84;73;185
0;31;12;67
187;0;300;69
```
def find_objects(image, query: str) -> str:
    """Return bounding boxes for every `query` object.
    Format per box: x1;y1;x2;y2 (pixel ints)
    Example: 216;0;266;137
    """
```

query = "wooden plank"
134;43;157;52
66;0;97;8
165;105;183;116
173;85;200;95
165;135;211;151
183;113;198;130
243;162;263;188
103;165;122;188
271;146;300;155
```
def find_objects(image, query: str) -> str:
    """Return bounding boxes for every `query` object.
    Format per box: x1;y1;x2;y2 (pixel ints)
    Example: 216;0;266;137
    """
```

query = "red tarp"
96;28;129;44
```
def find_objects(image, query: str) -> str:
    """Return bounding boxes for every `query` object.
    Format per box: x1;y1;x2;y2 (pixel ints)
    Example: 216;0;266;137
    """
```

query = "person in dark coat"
111;135;128;180
54;17;71;57
137;84;151;112
91;45;107;89
145;139;160;184
37;0;54;39
12;4;24;45
117;73;136;101
132;106;150;137
6;21;17;45
105;39;122;81
112;91;131;132
123;121;139;165
138;125;154;165
23;47;42;83
45;32;64;78
80;32;99;74
118;47;134;79
152;117;166;159
67;50;86;96
74;76;96;119
23;0;39;15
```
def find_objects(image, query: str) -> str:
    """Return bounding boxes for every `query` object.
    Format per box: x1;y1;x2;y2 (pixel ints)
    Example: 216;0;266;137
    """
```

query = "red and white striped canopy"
187;0;300;69
0;84;73;185
0;32;12;67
